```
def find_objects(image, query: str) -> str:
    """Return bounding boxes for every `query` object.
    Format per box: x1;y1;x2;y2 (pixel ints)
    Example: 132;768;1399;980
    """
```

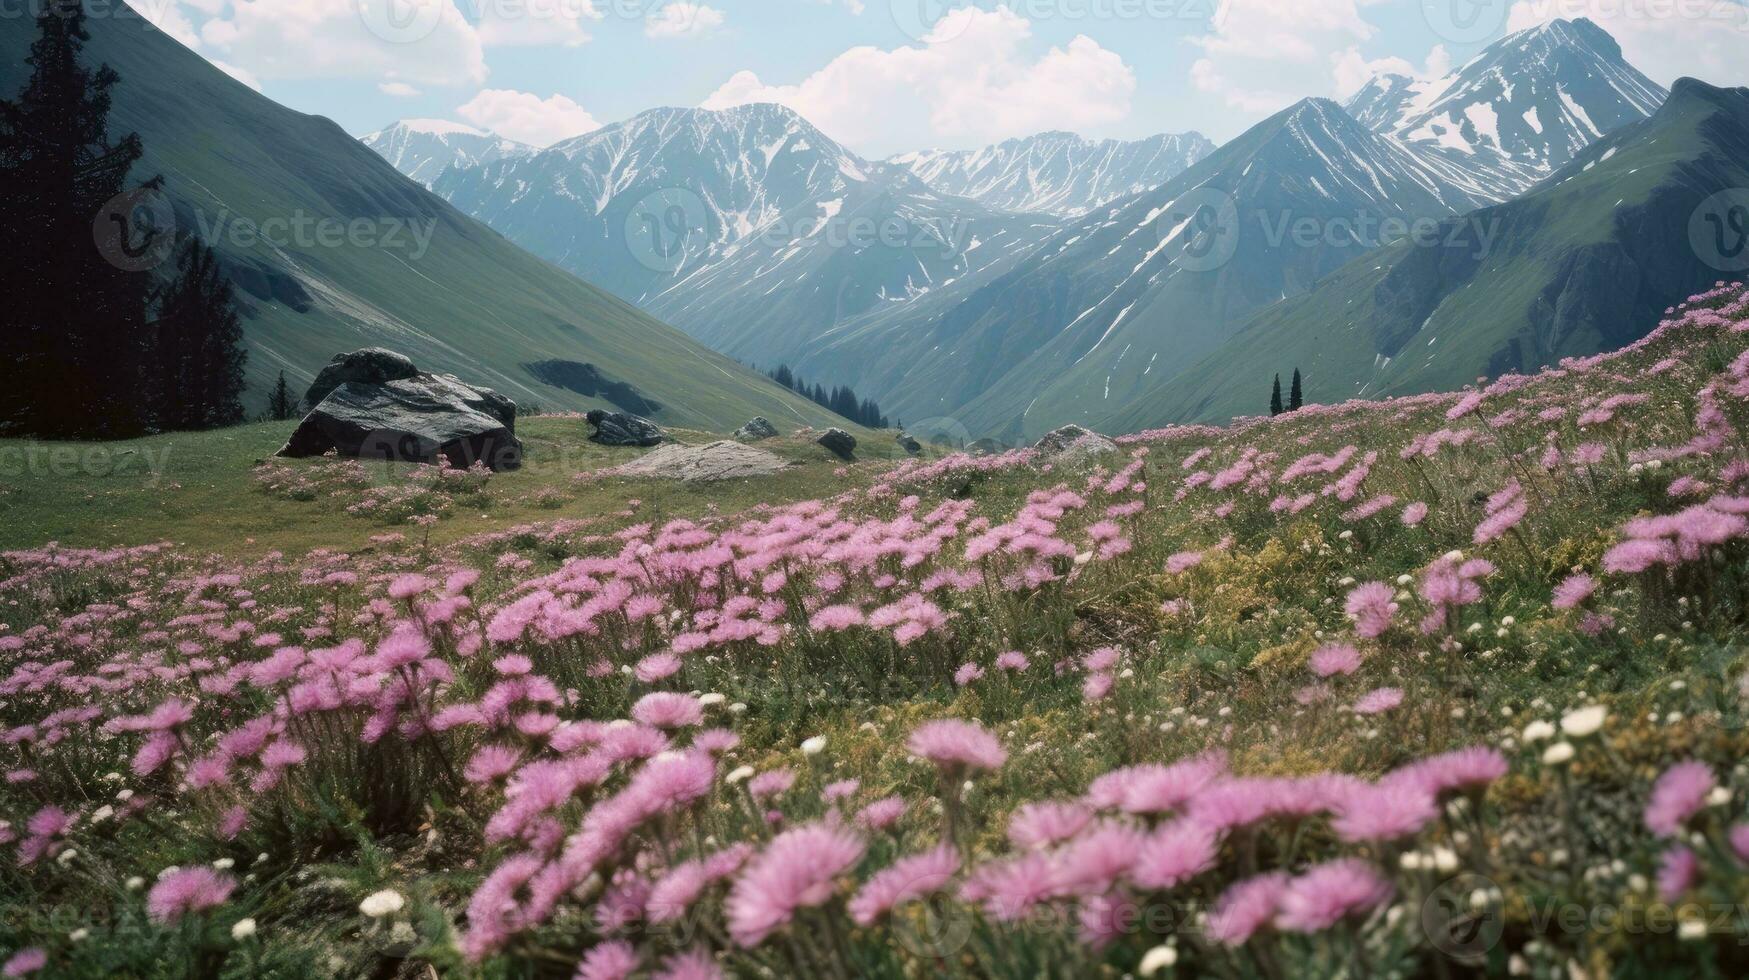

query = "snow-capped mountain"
429;103;1057;367
1126;78;1749;429
889;131;1216;217
360;119;534;188
786;97;1536;441
1345;18;1665;172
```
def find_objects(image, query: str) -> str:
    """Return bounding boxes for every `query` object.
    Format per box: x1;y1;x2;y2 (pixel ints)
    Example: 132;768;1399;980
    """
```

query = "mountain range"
359;120;534;188
887;131;1215;217
29;8;1736;442
0;7;846;429
360;17;1707;441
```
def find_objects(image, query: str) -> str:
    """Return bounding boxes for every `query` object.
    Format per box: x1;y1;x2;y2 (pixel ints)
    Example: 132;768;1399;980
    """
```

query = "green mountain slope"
0;5;844;430
1113;78;1749;428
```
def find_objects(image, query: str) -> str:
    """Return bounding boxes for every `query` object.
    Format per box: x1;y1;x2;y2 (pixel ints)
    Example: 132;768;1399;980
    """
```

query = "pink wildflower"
907;720;1007;773
848;846;960;925
147;867;236;924
725;823;865;947
1645;761;1716;838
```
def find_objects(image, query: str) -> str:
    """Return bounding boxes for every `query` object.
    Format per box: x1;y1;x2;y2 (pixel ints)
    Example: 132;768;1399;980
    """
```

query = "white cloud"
478;0;602;47
380;81;422;97
702;7;1134;156
136;0;202;50
1188;0;1388;113
456;89;602;146
1331;43;1451;98
645;2;726;38
211;59;263;91
196;0;487;86
1506;0;1749;88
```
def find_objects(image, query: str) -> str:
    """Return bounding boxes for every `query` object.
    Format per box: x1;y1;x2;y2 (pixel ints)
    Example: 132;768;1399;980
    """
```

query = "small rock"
816;428;857;460
896;433;923;456
586;410;665;447
734;417;780;441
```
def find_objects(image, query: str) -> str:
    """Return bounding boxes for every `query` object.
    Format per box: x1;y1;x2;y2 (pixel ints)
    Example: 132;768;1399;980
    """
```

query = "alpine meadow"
6;2;1749;979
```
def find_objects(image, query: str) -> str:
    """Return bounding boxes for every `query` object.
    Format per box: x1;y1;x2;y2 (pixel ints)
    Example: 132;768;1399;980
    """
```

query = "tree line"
768;364;891;430
0;1;247;441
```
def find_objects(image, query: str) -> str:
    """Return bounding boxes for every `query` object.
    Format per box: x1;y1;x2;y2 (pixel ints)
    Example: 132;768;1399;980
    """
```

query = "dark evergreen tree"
267;370;297;421
0;0;156;438
151;236;246;430
1270;374;1284;417
771;364;795;390
1290;369;1304;411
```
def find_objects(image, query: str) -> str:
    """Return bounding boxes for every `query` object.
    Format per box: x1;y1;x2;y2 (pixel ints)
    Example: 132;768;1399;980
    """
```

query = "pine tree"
1290;369;1304;412
0;0;155;438
267;370;297;421
151;236;246;431
1270;374;1284;417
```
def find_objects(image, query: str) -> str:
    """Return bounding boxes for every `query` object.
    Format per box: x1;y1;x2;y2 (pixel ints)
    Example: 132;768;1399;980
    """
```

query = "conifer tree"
1290;368;1304;412
1270;374;1284;417
0;0;155;438
267;370;297;421
151;236;246;430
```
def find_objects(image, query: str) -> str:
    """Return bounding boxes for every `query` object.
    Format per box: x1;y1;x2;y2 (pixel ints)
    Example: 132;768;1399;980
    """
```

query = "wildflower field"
4;284;1749;979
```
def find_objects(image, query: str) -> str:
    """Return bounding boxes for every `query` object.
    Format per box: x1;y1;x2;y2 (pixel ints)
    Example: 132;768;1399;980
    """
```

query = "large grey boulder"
734;417;779;442
816;428;857;460
303;348;419;410
586;410;665;447
1034;425;1118;462
612;441;788;483
278;372;523;471
896;433;923;456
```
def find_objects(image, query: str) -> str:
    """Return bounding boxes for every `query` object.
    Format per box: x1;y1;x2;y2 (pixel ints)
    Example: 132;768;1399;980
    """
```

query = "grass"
0;418;913;556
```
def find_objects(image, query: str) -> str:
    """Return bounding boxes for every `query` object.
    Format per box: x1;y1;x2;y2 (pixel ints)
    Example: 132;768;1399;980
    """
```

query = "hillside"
0;7;845;430
1118;77;1749;427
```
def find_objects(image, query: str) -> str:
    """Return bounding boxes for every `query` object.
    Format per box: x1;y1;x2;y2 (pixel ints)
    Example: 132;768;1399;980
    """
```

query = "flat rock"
303;348;419;410
1034;425;1119;462
278;374;523;471
612;441;787;482
734;417;780;441
586;410;665;447
816;428;857;460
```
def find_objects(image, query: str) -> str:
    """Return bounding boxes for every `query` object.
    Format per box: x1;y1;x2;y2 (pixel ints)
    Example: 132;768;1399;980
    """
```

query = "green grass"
0;418;913;555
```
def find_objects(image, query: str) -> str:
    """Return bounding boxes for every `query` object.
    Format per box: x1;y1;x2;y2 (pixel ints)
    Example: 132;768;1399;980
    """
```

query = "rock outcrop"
586;411;665;447
816;428;857;460
734;417;780;441
278;361;523;471
611;441;788;482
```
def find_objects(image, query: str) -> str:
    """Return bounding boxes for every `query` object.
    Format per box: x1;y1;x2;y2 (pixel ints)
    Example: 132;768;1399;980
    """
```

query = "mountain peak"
395;118;490;139
1345;14;1662;171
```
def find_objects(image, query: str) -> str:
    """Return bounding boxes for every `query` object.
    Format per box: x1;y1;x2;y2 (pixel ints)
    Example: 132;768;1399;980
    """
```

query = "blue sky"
137;0;1749;157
